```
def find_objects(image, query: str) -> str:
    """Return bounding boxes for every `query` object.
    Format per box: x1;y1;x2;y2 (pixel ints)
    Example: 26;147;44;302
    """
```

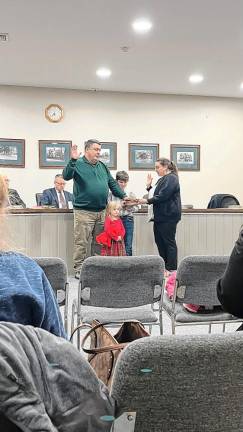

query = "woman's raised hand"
146;173;153;188
71;145;82;160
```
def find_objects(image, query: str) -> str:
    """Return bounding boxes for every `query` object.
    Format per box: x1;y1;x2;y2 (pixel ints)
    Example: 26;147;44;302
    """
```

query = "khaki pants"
73;209;105;271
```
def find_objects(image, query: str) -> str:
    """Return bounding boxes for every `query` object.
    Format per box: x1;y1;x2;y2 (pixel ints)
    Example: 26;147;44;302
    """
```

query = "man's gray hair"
55;174;63;180
84;139;101;151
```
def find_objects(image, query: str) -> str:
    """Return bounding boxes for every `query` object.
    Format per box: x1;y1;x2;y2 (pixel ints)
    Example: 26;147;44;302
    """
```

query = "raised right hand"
71;145;82;160
146;173;153;188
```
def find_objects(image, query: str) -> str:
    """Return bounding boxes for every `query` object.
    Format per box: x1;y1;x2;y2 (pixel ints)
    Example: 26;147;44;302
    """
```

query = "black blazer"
40;188;73;208
147;173;181;223
217;229;243;318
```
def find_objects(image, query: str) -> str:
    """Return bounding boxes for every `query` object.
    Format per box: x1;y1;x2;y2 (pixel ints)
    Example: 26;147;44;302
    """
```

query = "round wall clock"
45;104;64;123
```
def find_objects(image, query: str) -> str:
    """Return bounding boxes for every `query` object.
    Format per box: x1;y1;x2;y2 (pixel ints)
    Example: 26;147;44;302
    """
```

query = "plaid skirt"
101;240;126;256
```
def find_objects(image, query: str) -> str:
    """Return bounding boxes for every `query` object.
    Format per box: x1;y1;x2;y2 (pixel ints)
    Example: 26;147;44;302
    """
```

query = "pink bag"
165;271;177;299
165;271;200;313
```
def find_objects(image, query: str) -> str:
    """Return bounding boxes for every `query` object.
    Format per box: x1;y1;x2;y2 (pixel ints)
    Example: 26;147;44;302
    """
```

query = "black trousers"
153;221;178;270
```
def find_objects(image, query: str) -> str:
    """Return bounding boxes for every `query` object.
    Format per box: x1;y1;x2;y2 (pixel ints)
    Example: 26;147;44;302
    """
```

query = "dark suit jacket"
40;188;73;208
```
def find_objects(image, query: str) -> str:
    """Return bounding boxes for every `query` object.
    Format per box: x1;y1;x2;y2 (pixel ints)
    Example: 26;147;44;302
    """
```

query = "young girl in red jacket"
96;201;126;256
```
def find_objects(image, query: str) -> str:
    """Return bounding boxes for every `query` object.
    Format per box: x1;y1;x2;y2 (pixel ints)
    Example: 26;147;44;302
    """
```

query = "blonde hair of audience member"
106;201;121;219
0;174;12;251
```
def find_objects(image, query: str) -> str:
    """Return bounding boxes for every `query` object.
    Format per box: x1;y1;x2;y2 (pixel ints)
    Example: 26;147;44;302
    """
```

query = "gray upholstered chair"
33;257;69;334
71;255;165;343
111;333;243;432
162;255;242;334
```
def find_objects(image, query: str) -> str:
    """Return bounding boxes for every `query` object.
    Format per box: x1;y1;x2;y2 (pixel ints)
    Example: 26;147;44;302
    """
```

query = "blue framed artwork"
129;143;159;170
170;144;200;171
99;142;117;170
39;140;72;168
0;138;25;168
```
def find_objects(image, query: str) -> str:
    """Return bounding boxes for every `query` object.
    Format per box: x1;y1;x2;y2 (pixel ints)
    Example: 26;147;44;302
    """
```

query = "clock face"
45;104;63;123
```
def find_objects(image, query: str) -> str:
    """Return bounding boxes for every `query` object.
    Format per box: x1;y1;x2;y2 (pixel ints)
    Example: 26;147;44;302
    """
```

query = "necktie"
58;191;67;209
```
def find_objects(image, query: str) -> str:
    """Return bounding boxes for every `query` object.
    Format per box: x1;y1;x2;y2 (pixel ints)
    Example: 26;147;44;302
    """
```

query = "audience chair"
34;257;69;334
35;193;43;206
162;255;242;334
71;255;165;345
111;333;243;432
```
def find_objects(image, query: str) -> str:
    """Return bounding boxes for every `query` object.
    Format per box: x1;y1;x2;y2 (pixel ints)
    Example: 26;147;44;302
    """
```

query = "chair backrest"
175;255;228;306
80;255;165;308
111;333;243;432
33;257;68;306
207;193;240;208
35;193;43;206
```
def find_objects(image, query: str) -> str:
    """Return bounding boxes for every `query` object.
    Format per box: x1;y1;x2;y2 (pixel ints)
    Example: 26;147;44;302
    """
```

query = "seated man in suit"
3;175;26;208
40;174;73;208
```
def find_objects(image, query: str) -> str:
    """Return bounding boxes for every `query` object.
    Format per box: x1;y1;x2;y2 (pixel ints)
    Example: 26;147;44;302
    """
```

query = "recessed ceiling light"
189;74;204;84
132;18;153;34
120;46;130;52
96;67;112;79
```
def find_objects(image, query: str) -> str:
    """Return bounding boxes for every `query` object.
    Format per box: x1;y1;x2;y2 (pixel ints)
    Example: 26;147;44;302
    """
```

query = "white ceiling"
1;0;243;97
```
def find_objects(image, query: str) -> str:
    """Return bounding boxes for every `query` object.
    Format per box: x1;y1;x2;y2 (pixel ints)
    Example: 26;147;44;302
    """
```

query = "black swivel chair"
207;194;240;208
35;193;43;206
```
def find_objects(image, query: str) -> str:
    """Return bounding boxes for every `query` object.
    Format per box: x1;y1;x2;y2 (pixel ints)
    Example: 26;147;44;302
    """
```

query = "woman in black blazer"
140;158;181;271
217;229;243;327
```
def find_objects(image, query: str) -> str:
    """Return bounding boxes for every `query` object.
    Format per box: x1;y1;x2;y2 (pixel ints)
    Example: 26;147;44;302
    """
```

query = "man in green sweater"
63;139;126;279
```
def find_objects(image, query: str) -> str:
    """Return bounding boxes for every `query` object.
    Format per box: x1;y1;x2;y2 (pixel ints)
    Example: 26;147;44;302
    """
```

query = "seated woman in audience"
217;228;243;327
96;201;126;256
0;174;65;338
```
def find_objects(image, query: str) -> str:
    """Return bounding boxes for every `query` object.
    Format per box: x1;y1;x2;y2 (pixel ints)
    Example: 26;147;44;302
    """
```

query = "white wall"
0;85;242;208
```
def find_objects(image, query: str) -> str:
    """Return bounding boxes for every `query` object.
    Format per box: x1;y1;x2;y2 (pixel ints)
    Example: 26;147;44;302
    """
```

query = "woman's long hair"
157;158;178;176
0;174;12;251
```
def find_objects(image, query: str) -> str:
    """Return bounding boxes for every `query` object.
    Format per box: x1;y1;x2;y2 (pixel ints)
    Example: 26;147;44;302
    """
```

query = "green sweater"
62;157;125;211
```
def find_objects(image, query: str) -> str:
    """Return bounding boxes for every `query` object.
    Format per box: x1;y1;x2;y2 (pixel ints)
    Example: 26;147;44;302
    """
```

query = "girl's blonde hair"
106;201;121;217
0;174;12;251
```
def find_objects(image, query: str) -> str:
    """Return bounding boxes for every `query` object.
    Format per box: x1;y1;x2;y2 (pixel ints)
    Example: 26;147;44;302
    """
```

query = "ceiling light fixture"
240;82;243;90
132;18;153;34
189;74;204;84
96;67;112;79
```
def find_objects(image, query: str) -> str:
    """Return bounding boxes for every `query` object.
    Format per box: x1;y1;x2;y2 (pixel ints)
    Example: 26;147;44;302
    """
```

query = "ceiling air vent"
0;33;9;42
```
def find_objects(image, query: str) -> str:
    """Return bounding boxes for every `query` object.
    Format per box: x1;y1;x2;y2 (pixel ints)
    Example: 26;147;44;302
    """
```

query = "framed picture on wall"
99;142;117;170
0;138;25;168
39;140;72;168
129;143;159;170
170;144;200;171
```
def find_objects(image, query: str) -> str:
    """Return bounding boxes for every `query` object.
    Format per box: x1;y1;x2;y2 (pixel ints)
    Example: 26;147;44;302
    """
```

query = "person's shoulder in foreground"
0;251;66;338
0;322;114;432
217;228;243;318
